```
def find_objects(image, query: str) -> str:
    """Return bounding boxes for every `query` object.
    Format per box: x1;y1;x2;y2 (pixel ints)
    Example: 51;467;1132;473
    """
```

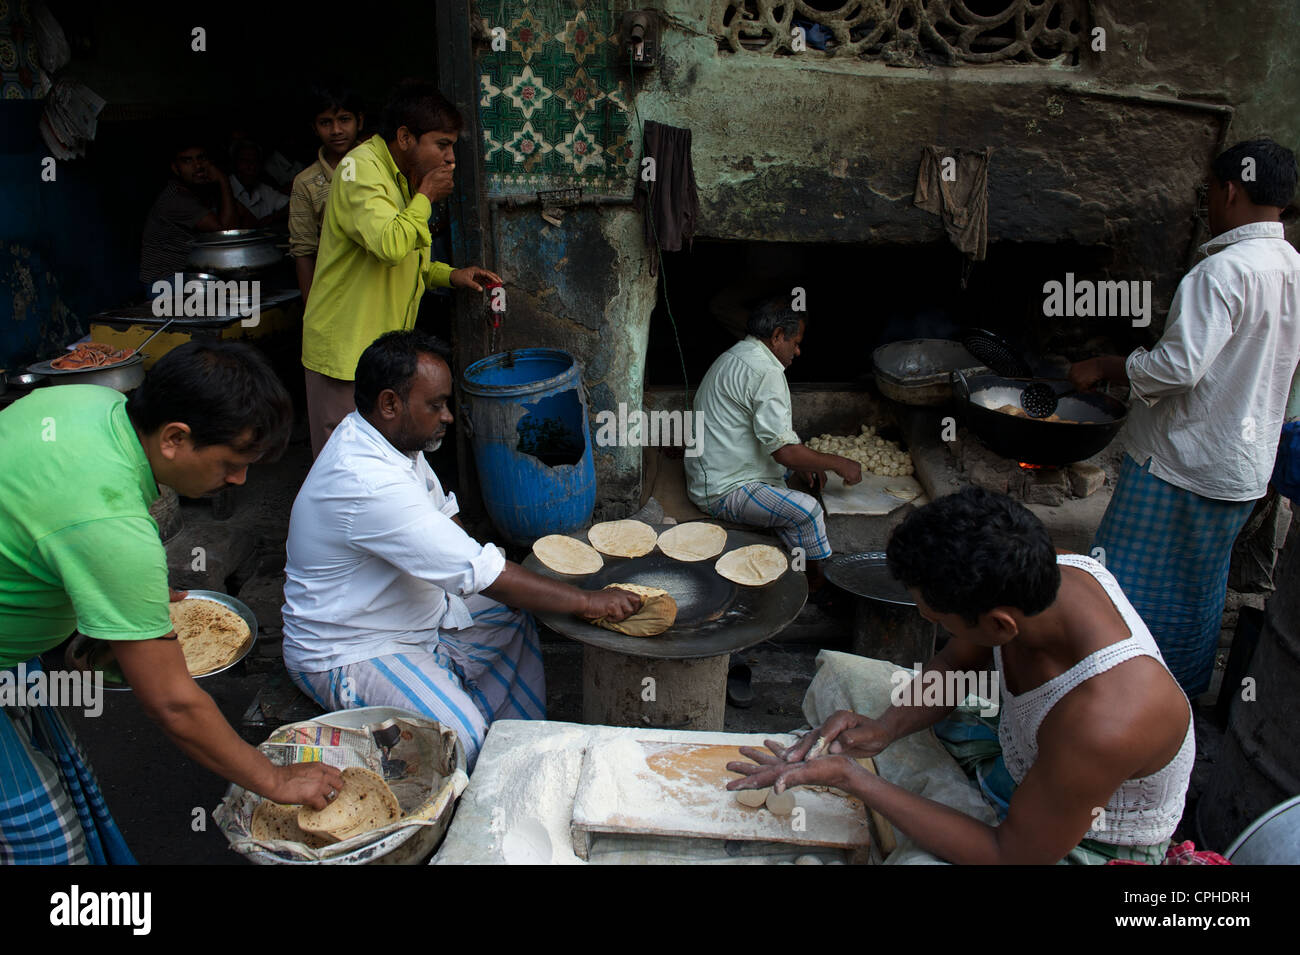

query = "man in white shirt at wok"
281;330;640;766
1069;138;1300;699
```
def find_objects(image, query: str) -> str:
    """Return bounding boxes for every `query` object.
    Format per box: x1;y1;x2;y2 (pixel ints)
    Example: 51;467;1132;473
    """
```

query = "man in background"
1070;138;1300;697
289;86;365;304
139;137;242;288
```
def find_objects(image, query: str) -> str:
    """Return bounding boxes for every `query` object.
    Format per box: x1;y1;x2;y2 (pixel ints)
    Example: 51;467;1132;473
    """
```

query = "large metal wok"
951;369;1127;466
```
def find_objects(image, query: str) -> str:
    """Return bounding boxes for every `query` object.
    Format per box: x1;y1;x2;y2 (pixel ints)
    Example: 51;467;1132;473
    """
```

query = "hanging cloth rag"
636;121;699;275
913;145;992;262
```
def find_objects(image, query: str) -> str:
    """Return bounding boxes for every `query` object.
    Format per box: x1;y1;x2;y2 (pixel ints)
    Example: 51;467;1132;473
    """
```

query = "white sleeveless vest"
992;555;1196;845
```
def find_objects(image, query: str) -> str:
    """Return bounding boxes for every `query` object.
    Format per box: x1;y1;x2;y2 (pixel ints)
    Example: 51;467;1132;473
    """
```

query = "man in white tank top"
728;487;1195;864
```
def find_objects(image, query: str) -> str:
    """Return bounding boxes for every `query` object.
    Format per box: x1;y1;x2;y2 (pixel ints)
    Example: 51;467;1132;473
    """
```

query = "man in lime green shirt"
302;78;501;457
0;343;343;864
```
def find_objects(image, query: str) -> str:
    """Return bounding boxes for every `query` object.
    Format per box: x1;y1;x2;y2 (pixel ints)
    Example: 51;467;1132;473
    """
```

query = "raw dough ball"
765;789;797;815
734;787;771;808
794;854;824;865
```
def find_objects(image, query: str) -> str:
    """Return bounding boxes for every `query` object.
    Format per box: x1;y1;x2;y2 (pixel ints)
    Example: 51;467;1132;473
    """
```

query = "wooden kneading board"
570;739;871;859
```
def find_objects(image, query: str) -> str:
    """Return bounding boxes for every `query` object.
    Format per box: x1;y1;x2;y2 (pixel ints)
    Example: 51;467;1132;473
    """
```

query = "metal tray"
28;353;144;377
522;527;807;659
65;590;258;691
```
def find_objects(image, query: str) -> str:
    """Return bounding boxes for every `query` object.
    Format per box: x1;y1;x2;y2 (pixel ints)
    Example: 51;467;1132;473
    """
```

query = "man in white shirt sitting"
281;331;640;766
1069;138;1300;697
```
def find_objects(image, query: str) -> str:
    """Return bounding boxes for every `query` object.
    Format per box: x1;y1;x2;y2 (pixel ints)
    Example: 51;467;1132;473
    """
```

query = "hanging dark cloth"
636;120;699;275
914;145;992;262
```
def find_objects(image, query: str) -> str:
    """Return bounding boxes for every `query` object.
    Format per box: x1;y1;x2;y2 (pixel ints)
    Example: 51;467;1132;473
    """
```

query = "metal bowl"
65;590;258;692
10;371;48;389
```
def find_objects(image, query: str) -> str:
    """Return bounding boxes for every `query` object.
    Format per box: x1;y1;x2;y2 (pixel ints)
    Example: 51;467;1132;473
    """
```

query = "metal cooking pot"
873;339;988;406
952;369;1126;466
185;229;283;277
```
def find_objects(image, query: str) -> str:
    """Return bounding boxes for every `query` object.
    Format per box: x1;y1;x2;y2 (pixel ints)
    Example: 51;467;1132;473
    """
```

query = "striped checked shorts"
288;594;546;769
706;481;832;561
1092;454;1254;698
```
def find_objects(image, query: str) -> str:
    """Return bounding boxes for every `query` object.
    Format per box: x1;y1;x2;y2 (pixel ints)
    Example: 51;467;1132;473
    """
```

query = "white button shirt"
281;412;506;671
1123;221;1300;501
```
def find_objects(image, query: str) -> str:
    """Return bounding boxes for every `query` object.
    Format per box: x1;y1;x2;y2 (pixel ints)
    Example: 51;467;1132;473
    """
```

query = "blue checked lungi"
706;481;831;560
287;594;545;770
1;658;135;865
1092;454;1254;697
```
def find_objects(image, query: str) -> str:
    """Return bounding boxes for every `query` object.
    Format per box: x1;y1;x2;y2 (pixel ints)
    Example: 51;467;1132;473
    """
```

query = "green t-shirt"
0;385;172;667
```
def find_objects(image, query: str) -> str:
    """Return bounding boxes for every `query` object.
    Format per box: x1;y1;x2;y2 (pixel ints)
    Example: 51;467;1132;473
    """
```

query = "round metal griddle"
823;552;914;607
522;527;807;659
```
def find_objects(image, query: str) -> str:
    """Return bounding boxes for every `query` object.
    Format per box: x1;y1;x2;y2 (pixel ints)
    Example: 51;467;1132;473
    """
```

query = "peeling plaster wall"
482;205;655;518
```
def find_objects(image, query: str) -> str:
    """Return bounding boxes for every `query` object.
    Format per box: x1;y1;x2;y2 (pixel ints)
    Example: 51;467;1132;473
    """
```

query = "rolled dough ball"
794;854;824;865
734;787;771;808
765;789;797;815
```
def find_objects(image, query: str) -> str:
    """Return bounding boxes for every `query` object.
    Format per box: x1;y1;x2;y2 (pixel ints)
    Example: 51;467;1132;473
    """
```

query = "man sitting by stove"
684;298;862;590
1068;138;1300;700
728;487;1195;864
280;330;641;768
139;134;244;289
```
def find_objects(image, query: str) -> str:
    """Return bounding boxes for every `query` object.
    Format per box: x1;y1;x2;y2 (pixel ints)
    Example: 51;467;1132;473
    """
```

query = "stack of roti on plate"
168;598;253;675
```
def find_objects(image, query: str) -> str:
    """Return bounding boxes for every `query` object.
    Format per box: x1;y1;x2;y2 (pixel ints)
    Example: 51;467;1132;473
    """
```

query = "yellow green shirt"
0;386;172;668
301;134;454;381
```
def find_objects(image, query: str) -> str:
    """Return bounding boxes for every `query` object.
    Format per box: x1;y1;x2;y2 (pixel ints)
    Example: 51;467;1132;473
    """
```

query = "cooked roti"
168;598;252;675
250;800;330;848
297;767;402;843
714;545;789;586
587;519;658;558
656;522;727;562
591;584;678;637
533;534;604;575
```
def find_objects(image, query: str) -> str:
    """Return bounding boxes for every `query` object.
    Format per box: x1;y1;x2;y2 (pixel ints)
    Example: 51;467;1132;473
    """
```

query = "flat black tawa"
823;552;915;607
522;526;808;660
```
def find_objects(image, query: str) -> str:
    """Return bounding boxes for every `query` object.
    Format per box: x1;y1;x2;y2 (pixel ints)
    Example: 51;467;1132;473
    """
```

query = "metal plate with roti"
65;589;258;691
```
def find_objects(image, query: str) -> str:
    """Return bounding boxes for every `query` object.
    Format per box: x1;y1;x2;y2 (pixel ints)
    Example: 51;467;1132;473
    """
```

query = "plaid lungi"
1092;454;1255;698
706;482;831;560
1;658;135;864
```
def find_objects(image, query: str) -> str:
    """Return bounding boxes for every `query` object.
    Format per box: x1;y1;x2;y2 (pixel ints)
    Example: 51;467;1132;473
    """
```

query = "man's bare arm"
482;561;640;621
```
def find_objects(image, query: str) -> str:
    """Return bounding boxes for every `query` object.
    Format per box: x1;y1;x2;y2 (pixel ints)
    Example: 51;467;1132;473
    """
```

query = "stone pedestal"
850;599;936;667
582;646;729;731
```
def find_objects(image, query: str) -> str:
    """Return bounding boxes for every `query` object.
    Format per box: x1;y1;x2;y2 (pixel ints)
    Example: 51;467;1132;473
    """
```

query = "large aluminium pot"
951;370;1127;466
185;229;283;277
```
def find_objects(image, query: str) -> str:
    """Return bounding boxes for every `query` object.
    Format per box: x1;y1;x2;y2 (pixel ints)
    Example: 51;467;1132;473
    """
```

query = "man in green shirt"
301;78;501;457
0;343;342;864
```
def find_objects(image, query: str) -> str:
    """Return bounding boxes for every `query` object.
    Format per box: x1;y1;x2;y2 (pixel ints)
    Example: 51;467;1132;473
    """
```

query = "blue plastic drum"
461;349;597;545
